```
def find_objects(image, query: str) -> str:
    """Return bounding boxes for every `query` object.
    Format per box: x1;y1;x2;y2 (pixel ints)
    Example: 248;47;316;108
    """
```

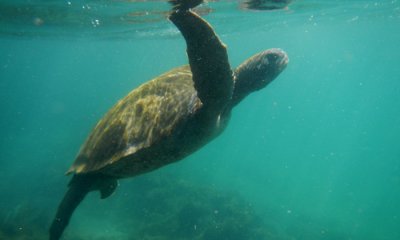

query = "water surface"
1;0;400;239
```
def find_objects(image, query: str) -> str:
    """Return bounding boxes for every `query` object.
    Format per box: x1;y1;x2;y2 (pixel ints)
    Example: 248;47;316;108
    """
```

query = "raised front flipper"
169;1;233;114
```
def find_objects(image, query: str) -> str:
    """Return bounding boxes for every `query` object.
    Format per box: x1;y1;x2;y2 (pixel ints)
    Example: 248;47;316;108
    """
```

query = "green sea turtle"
49;0;289;239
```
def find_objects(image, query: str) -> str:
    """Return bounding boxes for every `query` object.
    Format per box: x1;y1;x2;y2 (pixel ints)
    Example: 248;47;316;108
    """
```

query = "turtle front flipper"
169;0;233;113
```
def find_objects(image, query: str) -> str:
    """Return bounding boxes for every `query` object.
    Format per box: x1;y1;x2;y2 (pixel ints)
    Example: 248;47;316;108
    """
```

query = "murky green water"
1;0;400;239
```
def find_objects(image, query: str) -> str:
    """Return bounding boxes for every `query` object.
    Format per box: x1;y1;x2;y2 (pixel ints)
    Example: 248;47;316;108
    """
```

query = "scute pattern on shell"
68;66;202;175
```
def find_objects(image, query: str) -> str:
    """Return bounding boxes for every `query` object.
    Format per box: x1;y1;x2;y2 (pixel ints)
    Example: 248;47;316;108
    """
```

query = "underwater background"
1;0;400;239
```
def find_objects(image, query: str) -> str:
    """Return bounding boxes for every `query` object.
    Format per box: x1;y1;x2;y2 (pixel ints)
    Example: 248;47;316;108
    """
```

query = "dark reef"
1;172;350;239
128;175;277;240
1;173;279;239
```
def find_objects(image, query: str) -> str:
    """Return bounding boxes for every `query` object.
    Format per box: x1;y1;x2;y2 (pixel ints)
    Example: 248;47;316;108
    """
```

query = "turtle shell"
67;66;203;177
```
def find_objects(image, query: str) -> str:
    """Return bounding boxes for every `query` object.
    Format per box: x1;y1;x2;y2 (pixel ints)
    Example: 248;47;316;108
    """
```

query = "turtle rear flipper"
169;4;233;113
49;175;93;240
49;175;117;240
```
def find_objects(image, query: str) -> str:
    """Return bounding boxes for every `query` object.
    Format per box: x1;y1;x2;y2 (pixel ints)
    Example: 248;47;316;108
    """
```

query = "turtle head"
230;48;288;107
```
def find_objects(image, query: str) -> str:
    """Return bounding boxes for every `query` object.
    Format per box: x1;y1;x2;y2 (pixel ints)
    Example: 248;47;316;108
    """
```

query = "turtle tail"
49;175;93;240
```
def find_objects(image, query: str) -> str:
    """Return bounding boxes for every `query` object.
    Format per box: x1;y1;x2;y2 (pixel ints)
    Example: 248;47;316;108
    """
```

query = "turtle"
49;0;289;239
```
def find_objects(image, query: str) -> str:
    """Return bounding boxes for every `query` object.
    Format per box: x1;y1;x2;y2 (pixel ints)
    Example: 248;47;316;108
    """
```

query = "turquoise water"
1;0;400;239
